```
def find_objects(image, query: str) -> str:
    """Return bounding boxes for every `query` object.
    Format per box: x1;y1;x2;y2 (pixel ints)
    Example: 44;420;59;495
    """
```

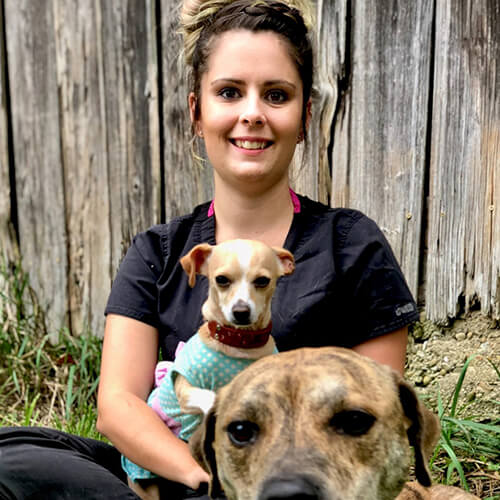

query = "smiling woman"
191;29;306;203
0;1;419;499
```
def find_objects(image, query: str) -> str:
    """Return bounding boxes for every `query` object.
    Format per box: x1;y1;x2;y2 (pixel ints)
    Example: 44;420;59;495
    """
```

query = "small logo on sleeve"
395;303;415;316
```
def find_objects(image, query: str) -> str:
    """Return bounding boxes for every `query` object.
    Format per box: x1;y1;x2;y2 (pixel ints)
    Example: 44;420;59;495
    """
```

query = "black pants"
0;427;210;500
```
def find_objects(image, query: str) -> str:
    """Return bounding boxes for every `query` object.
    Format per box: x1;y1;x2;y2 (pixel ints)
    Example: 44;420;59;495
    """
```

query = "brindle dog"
191;347;480;500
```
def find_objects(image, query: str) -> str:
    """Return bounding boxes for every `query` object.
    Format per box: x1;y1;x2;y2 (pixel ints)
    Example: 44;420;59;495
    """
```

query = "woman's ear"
188;92;202;136
305;98;312;131
297;98;312;143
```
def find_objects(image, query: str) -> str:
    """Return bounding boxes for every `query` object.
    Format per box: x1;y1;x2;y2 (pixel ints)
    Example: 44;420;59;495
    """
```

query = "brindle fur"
191;347;480;500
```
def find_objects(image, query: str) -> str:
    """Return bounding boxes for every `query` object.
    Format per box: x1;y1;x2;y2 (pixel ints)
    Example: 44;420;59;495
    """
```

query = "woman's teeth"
233;139;270;150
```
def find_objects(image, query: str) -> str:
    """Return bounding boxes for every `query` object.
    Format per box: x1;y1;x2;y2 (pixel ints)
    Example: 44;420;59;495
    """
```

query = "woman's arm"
97;314;209;489
352;326;408;375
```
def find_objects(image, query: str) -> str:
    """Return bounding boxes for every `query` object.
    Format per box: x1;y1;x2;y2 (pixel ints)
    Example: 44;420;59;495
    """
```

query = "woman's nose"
240;96;266;126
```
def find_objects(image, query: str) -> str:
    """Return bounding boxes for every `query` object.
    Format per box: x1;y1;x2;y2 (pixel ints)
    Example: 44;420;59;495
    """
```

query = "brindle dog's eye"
227;421;259;446
215;275;231;287
329;410;375;436
253;276;271;288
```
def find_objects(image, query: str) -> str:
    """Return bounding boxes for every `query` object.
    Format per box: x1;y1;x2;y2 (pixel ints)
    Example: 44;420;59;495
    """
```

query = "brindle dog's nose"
259;476;321;500
232;300;251;325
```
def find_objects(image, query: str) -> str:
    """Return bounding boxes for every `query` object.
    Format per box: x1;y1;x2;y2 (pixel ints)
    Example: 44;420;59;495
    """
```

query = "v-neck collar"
197;193;313;258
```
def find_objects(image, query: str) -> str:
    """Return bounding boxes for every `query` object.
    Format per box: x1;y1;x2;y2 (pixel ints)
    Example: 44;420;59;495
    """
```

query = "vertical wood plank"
5;0;68;340
54;0;160;337
331;0;434;298
161;0;213;221
99;0;161;324
100;0;161;262
426;0;500;322
0;0;16;262
53;0;111;337
291;0;346;205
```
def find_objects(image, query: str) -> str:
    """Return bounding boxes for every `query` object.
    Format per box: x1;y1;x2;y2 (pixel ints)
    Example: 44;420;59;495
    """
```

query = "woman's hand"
185;466;211;491
97;314;206;487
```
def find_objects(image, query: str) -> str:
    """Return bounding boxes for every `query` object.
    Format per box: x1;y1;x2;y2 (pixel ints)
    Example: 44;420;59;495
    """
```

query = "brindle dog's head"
190;347;440;500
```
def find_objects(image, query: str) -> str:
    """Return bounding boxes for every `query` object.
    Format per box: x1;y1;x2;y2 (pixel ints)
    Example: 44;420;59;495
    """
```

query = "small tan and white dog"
174;239;295;416
125;239;294;499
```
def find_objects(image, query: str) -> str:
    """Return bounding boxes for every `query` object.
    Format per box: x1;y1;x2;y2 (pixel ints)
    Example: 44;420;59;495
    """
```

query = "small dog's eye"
253;276;271;288
329;410;375;436
227;421;259;446
215;275;231;287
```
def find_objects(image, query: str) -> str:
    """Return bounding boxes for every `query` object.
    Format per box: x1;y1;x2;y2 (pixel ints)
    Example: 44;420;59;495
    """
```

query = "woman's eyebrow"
210;78;297;89
265;80;297;89
210;78;244;87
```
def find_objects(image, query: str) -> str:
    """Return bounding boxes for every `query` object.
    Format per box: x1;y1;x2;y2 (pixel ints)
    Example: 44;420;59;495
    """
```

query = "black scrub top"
105;194;419;361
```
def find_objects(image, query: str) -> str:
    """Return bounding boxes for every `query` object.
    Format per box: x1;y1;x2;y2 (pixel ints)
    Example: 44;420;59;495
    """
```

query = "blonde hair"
180;0;315;66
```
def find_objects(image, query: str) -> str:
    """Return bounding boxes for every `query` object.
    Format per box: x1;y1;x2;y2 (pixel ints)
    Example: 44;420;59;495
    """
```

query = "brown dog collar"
208;321;272;349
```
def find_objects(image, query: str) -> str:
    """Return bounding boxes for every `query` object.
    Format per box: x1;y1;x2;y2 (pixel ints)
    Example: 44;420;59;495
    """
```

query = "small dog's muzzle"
231;300;252;325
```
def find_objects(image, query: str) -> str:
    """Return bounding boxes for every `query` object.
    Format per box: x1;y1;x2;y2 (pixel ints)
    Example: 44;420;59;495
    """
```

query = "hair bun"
179;0;230;65
179;0;315;65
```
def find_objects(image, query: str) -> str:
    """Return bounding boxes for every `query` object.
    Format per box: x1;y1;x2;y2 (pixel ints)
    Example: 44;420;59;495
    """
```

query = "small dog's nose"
232;300;251;325
259;476;321;500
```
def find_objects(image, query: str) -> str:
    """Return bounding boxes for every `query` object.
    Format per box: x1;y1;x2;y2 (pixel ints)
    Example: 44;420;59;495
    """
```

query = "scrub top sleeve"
339;215;419;343
105;227;166;328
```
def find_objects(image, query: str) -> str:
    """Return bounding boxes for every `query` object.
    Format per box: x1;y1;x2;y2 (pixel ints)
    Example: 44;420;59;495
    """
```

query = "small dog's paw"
185;388;216;415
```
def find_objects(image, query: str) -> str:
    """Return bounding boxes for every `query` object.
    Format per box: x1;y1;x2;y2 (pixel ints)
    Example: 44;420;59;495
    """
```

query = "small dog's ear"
272;247;295;276
190;404;223;498
397;376;441;487
180;243;213;287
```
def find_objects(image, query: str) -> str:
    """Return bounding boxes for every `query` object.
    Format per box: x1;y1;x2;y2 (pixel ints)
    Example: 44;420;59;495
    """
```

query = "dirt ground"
406;310;500;420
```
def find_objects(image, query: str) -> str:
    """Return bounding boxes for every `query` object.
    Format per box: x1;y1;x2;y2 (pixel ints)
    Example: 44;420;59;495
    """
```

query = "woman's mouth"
230;139;273;150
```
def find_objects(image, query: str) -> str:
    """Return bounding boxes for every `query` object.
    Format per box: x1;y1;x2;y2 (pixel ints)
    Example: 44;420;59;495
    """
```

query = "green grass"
430;355;500;499
0;258;102;439
0;257;499;497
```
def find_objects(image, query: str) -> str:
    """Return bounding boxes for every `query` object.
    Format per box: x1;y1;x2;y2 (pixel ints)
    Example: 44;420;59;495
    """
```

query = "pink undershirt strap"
207;188;301;217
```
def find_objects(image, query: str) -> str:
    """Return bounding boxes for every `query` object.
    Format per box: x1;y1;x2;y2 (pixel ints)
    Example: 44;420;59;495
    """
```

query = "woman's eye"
215;275;231;287
329;410;375;436
266;90;288;103
253;276;271;288
218;87;240;100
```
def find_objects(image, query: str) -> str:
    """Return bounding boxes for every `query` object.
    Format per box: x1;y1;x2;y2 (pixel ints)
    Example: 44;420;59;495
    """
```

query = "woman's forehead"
203;29;301;84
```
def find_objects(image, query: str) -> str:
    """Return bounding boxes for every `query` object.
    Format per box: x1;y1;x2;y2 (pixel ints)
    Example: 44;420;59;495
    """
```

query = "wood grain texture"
0;0;17;262
5;0;68;341
53;0;160;336
98;0;161;331
291;0;345;204
161;0;213;221
426;0;500;322
330;0;434;299
99;0;161;262
1;0;499;333
4;0;160;338
53;0;111;337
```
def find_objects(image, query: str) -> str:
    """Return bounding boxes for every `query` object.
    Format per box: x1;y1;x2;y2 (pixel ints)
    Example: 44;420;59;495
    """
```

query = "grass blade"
65;365;76;421
449;355;478;418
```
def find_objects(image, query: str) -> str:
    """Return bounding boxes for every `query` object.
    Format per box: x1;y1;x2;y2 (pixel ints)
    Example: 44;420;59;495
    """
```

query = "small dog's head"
191;347;441;500
180;239;294;329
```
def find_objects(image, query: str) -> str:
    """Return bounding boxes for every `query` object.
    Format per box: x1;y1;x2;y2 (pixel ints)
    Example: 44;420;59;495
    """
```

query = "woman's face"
190;29;307;193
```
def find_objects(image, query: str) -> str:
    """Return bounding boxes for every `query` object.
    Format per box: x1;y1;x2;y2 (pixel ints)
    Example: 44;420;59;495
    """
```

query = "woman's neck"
213;181;294;247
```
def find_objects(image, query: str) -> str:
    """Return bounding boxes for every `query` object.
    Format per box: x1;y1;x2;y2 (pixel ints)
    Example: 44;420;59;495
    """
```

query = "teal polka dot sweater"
122;332;277;481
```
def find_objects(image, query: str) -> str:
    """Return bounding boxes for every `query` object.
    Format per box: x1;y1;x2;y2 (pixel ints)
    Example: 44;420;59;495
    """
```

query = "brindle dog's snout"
258;476;323;500
232;299;251;324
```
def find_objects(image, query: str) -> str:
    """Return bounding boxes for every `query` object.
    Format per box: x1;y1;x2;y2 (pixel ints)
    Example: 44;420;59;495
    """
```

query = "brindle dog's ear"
396;376;441;487
190;405;223;498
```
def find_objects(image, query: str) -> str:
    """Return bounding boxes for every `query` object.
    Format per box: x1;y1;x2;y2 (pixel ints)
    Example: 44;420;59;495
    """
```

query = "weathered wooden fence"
0;0;498;341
